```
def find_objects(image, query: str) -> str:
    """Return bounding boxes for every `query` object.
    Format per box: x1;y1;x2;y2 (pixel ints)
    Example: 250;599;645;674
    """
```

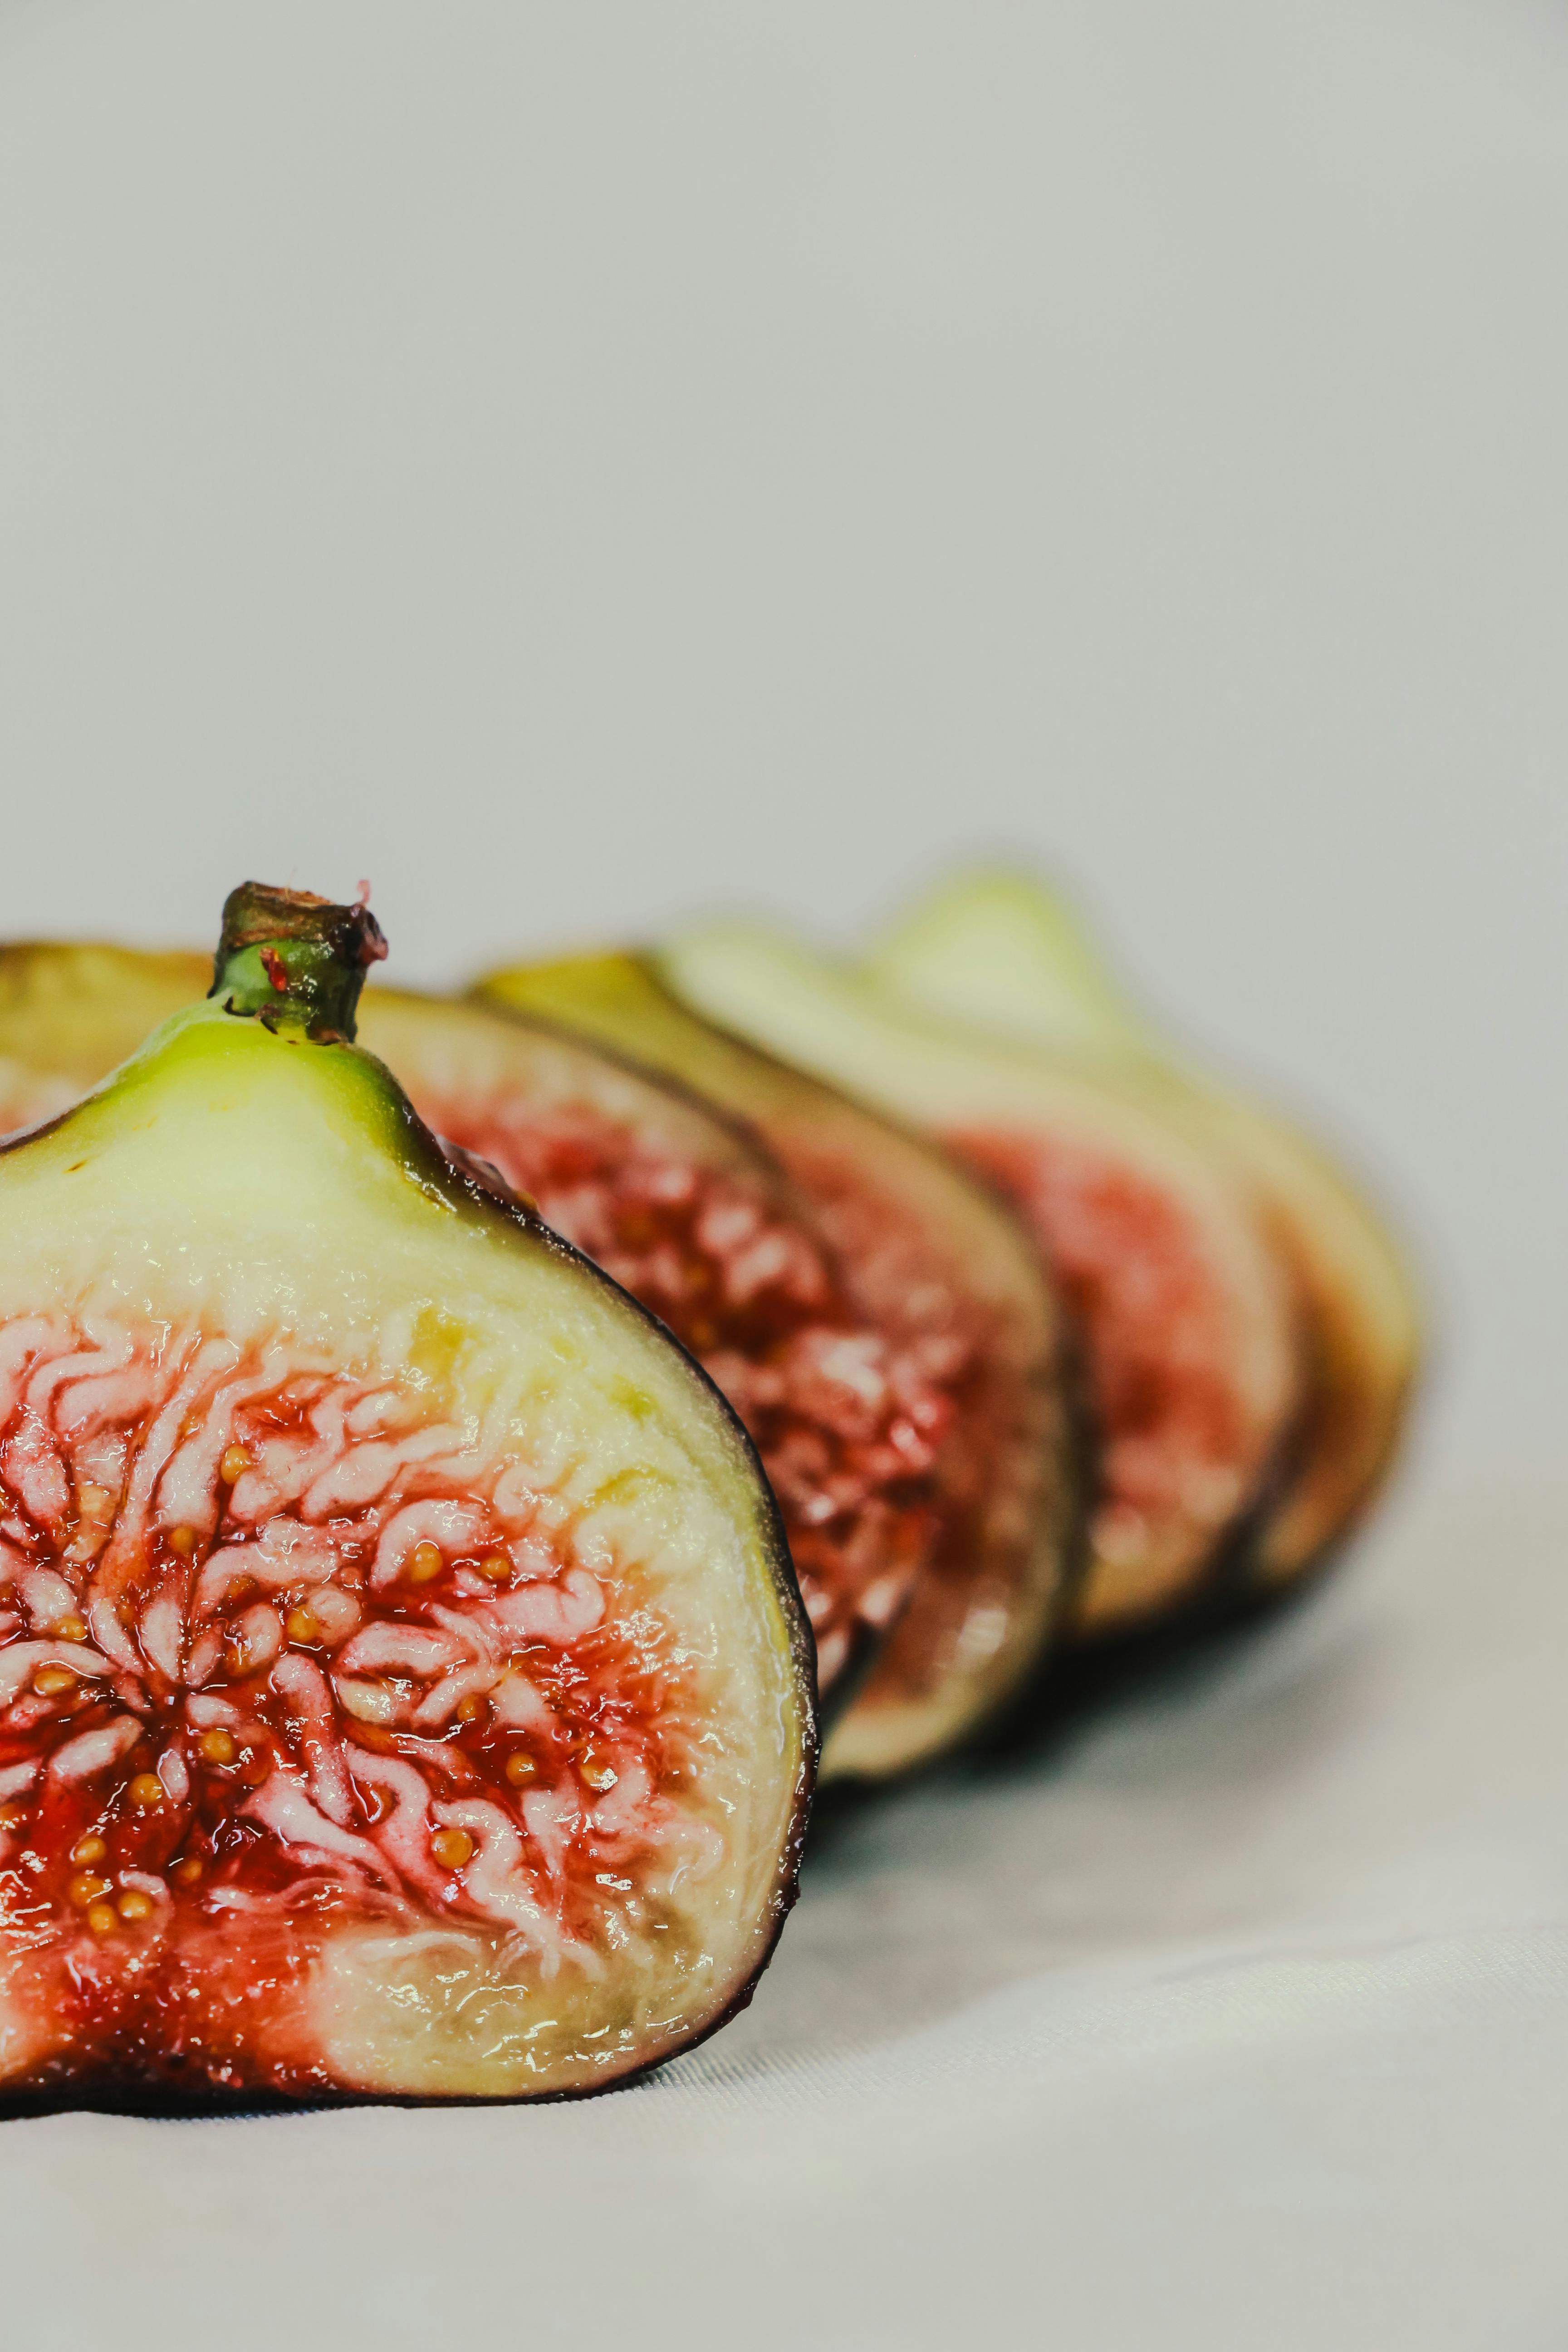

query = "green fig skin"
638;926;1306;1642
0;889;814;2105
868;871;1422;1592
476;953;1084;1779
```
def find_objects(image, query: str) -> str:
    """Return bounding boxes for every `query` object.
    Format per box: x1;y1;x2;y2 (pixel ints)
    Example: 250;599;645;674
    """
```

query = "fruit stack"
0;872;1417;2106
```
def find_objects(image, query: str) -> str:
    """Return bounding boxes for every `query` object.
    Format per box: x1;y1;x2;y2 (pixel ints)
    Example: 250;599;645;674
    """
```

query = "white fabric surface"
3;1469;1567;2348
2;0;1566;2342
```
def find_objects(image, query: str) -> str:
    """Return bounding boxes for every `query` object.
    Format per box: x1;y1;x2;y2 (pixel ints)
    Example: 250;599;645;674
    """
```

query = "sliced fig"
868;869;1421;1588
0;887;813;2103
646;926;1304;1640
476;954;1081;1779
1;946;1006;1730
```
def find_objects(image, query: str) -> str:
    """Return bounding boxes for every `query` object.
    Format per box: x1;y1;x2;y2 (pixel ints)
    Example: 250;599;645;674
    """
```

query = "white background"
1;3;1565;2344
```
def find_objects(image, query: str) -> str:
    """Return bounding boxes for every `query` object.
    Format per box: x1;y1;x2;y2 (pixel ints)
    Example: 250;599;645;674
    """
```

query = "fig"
0;946;1037;1744
476;954;1081;1779
638;926;1304;1639
867;869;1421;1588
0;887;813;2104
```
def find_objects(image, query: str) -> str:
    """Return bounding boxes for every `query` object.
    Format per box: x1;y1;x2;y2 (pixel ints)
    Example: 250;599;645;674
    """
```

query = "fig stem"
210;882;388;1041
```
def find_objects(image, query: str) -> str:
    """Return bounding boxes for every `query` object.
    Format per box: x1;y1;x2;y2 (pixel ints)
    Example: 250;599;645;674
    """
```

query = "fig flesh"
476;955;1082;1779
0;949;938;1715
869;871;1421;1588
647;927;1303;1638
0;888;813;2103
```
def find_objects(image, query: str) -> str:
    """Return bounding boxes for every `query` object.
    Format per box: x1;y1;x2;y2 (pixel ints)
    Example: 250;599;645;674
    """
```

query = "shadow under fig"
806;1553;1343;1862
695;1555;1398;2086
0;1566;1373;2119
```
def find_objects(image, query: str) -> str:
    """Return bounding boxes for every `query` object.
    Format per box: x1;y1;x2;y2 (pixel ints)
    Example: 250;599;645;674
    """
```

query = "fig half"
648;926;1303;1638
0;887;813;2104
0;944;1030;1740
476;954;1081;1779
868;869;1421;1588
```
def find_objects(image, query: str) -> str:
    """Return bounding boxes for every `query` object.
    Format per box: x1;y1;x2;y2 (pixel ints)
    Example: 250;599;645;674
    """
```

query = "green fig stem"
210;882;387;1041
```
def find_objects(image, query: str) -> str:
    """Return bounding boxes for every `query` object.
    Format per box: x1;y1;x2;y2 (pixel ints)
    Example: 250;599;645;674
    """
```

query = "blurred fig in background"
867;870;1421;1592
653;925;1304;1639
477;954;1083;1777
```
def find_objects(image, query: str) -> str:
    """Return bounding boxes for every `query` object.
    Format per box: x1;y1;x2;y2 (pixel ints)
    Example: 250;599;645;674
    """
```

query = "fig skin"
636;926;1306;1642
0;886;816;2107
867;870;1422;1594
0;944;923;1720
475;953;1085;1779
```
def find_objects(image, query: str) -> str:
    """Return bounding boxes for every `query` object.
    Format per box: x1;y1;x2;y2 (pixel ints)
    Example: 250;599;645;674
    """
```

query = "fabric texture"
4;1469;1565;2349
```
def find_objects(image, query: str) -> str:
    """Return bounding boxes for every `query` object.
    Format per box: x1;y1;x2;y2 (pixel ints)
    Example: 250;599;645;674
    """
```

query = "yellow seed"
239;1752;270;1788
167;1526;197;1557
455;1694;484;1725
0;1804;26;1832
70;1833;107;1866
477;1553;513;1582
285;1607;319;1644
170;1856;203;1887
431;1827;475;1872
199;1728;237;1766
55;1613;88;1643
503;1750;537;1787
405;1540;445;1584
579;1753;618;1793
78;1483;115;1519
86;1902;118;1936
220;1446;251;1485
127;1772;165;1811
69;1871;111;1907
32;1665;76;1697
116;1888;155;1923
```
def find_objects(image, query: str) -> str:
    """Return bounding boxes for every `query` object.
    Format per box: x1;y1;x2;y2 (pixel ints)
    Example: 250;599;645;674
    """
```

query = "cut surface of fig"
361;995;946;1705
1;949;956;1715
868;870;1421;1587
651;926;1303;1637
476;954;1081;1779
0;891;813;2103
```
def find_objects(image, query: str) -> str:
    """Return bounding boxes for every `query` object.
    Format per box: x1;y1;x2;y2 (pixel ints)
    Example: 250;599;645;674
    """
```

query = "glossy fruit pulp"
765;1135;1053;1735
425;1090;959;1691
952;1128;1276;1613
0;1313;716;2095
